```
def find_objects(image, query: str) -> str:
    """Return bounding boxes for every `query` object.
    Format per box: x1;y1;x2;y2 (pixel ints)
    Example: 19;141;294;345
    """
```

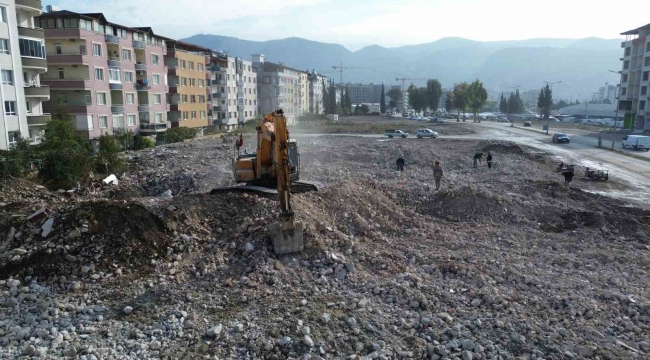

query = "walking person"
486;152;493;169
473;152;483;168
562;169;574;187
433;161;444;190
396;157;405;172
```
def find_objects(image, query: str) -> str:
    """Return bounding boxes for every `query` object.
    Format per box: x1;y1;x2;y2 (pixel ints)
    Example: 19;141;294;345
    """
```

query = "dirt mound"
478;140;525;154
0;201;170;279
416;185;509;222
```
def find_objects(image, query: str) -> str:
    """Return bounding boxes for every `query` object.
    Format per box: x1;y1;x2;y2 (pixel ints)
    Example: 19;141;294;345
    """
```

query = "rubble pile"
0;136;649;359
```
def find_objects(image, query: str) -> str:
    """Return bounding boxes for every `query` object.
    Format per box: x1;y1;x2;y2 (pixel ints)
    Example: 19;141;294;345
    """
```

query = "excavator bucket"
268;220;304;255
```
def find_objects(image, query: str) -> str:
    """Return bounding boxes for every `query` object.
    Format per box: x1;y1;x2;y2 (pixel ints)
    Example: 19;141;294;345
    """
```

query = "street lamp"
543;81;562;134
609;70;622;130
509;85;520;127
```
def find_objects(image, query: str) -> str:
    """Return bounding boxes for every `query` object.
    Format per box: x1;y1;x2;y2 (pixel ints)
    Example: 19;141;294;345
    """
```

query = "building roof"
38;10;156;35
559;103;620;118
260;61;304;74
621;23;650;35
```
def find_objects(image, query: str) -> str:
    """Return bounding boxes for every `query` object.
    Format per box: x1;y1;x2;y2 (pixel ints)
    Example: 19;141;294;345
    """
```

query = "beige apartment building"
208;54;257;130
620;24;650;130
253;54;306;123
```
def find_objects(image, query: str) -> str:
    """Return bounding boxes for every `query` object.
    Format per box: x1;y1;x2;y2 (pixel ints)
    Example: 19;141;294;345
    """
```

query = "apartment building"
0;0;48;150
591;82;617;104
208;54;257;130
307;70;329;114
164;39;210;131
253;54;303;124
298;71;308;116
346;83;384;104
620;23;650;130
37;11;169;139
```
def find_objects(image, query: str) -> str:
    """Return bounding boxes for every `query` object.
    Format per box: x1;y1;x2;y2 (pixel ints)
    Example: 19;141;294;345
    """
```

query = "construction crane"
395;78;427;90
332;62;364;84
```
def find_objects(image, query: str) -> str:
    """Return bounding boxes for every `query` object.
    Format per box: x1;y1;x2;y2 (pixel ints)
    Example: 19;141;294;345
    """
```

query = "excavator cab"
288;140;299;181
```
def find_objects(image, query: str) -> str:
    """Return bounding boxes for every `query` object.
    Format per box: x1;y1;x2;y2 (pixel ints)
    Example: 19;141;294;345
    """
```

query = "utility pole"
544;81;562;134
609;70;622;130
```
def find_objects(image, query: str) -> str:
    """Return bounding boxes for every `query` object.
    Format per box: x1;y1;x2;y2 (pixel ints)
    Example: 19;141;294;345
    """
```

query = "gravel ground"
0;136;648;359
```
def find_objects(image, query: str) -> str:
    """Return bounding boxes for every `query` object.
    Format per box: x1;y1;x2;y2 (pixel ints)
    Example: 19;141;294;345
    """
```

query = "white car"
384;129;409;138
416;128;439;138
622;135;650;151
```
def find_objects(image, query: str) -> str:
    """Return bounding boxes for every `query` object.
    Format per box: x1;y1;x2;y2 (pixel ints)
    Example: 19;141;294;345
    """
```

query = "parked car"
622;135;650;151
402;113;409;118
523;121;532;127
409;115;418;120
416;128;439;138
552;133;570;143
497;117;509;122
384;129;409;138
433;117;445;123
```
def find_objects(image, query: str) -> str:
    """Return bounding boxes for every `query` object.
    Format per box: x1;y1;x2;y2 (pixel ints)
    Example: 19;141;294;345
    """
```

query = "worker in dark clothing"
396;157;405;172
473;152;483;168
486;152;493;169
562;170;574;187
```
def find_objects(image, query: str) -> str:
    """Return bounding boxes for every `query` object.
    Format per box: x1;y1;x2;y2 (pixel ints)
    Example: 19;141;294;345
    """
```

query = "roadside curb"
597;146;650;163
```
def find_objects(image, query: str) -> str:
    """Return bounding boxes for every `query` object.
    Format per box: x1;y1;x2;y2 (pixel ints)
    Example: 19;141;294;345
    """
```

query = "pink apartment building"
36;11;169;138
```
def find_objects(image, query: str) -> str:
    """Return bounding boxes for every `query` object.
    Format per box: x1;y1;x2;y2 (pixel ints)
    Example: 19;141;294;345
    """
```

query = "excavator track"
210;181;319;196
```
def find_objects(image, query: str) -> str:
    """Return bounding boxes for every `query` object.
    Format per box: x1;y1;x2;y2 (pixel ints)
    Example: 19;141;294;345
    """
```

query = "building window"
95;68;104;81
622;74;629;83
7;131;19;146
59;94;67;104
181;78;187;86
190;79;195;87
92;43;102;57
97;92;107;105
113;114;125;128
85;94;92;105
151;54;159;65
154;94;161;104
57;68;64;79
153;74;160;85
645;57;650;67
4;101;15;115
25;100;31;113
640;101;646;110
99;115;108;128
180;60;186;69
124;71;134;83
19;39;45;59
189;62;194;70
200;111;206;118
54;42;62;55
0;39;8;54
625;47;631;57
191;111;197;119
122;49;132;61
198;79;204;88
155;113;163;123
198;63;204;72
644;71;649;82
647;42;650;52
1;70;13;85
190;95;196;103
182;94;188;103
621;87;627;96
109;68;121;83
127;114;136;126
642;86;648;96
126;93;135;104
199;95;205;103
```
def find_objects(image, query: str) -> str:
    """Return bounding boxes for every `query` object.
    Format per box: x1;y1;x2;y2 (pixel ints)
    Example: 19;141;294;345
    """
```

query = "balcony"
136;82;150;91
212;92;227;98
41;78;91;90
213;105;232;112
109;82;123;90
133;40;146;49
138;105;150;112
17;26;44;39
168;85;177;94
211;66;226;72
211;79;227;85
15;0;42;13
237;105;244;111
23;85;50;98
47;52;88;64
26;113;51;126
168;67;178;76
236;81;244;87
170;104;179;112
108;57;121;67
21;57;47;71
140;123;168;133
105;34;120;44
135;63;147;71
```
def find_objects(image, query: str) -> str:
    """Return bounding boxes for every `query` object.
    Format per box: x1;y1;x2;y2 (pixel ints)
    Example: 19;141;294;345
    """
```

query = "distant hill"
182;34;623;100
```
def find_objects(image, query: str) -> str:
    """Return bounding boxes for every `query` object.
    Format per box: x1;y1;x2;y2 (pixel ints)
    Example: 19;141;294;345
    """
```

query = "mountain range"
182;34;623;100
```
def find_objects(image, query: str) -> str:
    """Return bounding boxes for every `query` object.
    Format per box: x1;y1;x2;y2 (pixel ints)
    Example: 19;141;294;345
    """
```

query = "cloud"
51;0;330;38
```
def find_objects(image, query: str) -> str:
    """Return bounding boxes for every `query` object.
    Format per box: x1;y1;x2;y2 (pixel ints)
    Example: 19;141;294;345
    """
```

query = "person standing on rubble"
433;161;444;190
473;152;483;168
486;152;493;169
396;157;405;172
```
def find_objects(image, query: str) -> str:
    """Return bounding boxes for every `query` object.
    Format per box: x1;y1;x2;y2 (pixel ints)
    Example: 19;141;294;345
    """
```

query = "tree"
407;84;427;113
322;78;329;114
552;99;569;110
537;84;553;119
499;92;508;114
426;79;442;113
344;87;352;112
387;88;403;109
328;82;336;114
380;83;386;114
467;79;488;121
445;90;454;113
482;100;497;112
453;82;469;120
354;104;361;115
96;134;123;174
389;99;397;108
507;91;525;114
360;104;370;114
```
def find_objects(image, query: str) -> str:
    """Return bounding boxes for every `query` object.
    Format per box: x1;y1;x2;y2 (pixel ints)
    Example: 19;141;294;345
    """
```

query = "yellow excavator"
211;109;317;255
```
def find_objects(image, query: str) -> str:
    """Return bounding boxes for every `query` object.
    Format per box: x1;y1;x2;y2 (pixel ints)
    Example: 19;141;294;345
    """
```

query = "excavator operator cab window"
288;141;299;174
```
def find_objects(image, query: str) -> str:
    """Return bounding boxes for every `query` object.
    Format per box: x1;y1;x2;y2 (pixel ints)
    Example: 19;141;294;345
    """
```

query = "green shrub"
0;137;34;177
113;128;135;151
156;127;197;144
39;118;94;189
96;135;123;174
134;136;155;150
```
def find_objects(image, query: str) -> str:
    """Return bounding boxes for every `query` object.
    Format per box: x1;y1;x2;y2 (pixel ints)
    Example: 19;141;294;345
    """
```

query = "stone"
302;326;311;335
245;242;254;252
316;221;326;232
347;317;357;327
335;265;347;280
65;254;77;262
41;218;54;238
437;312;453;324
81;266;91;274
150;341;161;350
23;345;35;356
279;336;291;346
68;228;82;239
471;299;482;307
233;323;244;333
462;350;472;360
123;306;134;314
10;248;27;255
321;313;331;323
207;324;223;337
27;207;48;222
303;335;314;347
6;227;16;241
461;339;475;351
345;262;355;272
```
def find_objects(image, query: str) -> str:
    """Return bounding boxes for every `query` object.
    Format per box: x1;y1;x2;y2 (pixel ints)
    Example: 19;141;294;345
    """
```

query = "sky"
49;0;648;51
